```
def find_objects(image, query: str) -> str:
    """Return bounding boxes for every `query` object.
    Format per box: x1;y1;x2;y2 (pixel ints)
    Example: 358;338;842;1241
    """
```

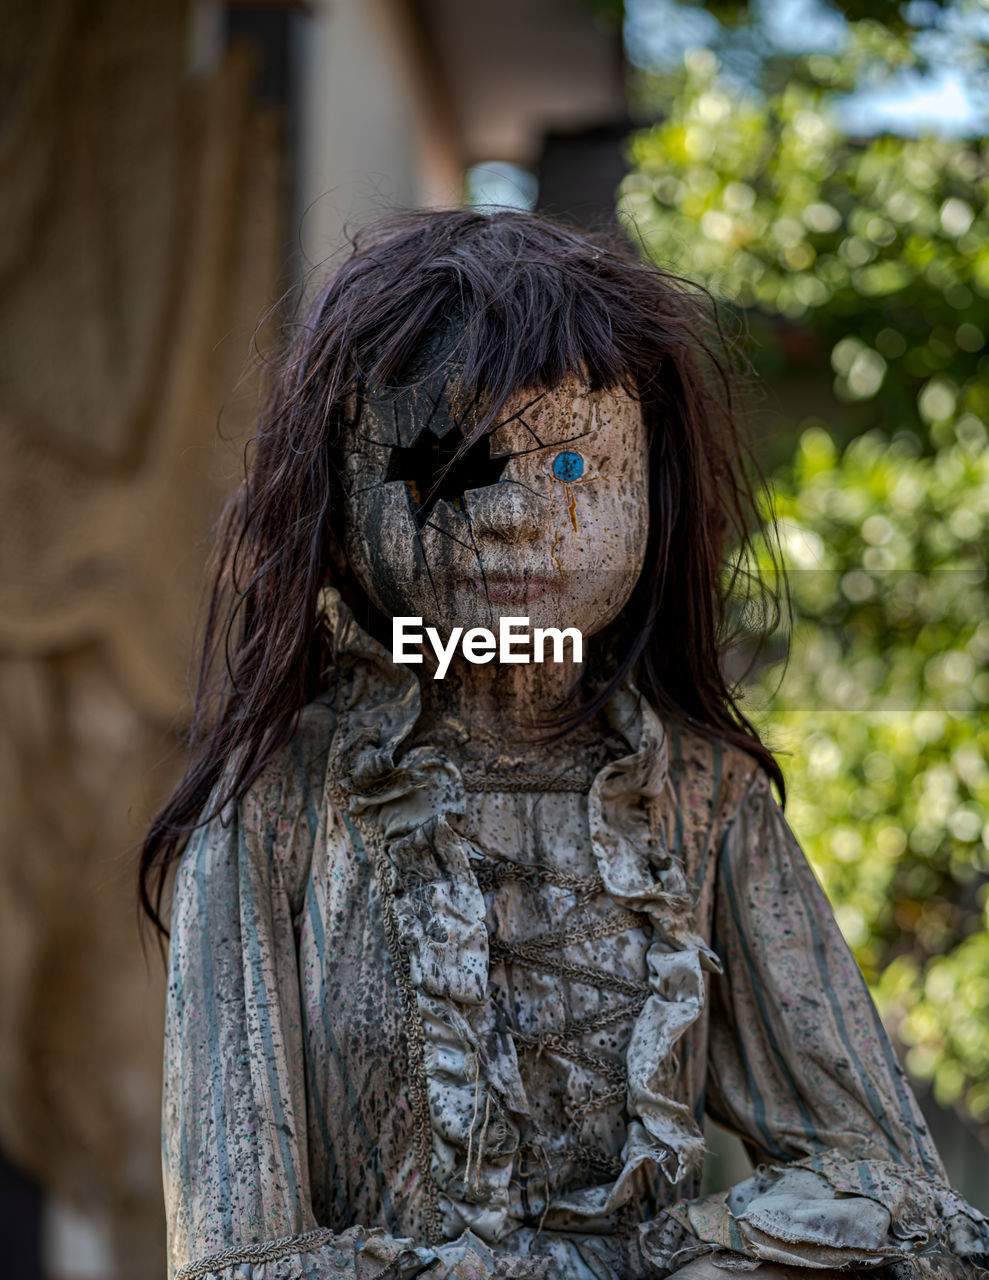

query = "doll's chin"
388;582;629;640
358;560;640;639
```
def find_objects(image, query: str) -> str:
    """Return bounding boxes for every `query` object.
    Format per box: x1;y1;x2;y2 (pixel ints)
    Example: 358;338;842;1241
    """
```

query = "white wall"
295;0;462;274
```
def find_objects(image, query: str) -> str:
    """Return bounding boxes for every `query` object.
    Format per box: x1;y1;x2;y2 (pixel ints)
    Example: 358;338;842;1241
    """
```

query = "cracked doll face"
341;369;649;643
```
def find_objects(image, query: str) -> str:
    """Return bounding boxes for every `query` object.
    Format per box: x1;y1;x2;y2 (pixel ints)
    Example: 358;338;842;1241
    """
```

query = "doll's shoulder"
189;695;338;912
237;694;337;827
660;718;765;857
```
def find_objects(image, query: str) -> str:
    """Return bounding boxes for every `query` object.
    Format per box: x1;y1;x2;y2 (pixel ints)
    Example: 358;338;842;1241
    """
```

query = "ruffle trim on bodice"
320;591;713;1247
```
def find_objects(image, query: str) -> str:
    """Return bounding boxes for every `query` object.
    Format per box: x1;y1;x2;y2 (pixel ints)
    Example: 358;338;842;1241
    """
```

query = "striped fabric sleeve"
678;771;989;1273
161;753;516;1280
161;772;429;1280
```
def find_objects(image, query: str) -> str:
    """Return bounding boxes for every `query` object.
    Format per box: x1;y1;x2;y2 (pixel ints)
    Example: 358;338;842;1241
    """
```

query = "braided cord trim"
488;938;649;1000
461;769;591;792
175;1228;339;1279
472;853;602;895
493;909;646;957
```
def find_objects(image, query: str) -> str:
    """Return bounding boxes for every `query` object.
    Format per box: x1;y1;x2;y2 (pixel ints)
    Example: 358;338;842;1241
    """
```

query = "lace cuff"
174;1227;435;1280
658;1157;989;1279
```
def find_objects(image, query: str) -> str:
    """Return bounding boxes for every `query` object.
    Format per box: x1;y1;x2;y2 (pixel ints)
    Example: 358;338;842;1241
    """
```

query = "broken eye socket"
552;451;584;482
386;432;508;530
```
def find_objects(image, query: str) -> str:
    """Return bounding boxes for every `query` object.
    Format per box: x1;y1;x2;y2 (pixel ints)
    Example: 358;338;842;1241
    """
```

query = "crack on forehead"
359;318;475;449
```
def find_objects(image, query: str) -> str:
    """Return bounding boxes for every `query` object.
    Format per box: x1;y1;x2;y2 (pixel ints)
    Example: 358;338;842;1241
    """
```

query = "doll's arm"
165;790;397;1279
162;761;504;1280
662;773;988;1278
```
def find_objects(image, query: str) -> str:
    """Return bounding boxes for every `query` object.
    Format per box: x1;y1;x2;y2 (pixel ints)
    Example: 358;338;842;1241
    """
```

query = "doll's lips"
464;573;557;603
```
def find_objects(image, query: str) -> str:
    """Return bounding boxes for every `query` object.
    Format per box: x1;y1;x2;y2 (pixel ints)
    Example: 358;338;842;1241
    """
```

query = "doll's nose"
464;481;544;542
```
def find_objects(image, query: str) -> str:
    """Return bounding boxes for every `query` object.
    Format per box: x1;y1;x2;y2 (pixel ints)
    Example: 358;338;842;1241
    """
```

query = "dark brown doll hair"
139;207;785;932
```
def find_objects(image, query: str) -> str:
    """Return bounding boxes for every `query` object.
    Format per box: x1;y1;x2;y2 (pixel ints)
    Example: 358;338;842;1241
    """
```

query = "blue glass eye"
552;450;584;482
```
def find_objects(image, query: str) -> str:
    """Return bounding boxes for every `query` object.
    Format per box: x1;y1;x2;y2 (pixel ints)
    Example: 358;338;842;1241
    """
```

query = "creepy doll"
142;210;989;1280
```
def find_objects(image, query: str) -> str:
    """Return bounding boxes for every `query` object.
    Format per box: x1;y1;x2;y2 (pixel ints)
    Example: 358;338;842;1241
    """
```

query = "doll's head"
291;209;749;667
343;353;650;642
141;209;784;929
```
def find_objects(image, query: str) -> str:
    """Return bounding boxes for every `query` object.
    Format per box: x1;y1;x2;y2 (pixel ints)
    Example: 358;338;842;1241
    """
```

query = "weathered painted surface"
343;373;649;652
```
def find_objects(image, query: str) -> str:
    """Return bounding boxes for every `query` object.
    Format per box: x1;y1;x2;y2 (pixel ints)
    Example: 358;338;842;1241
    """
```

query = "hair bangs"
328;213;642;443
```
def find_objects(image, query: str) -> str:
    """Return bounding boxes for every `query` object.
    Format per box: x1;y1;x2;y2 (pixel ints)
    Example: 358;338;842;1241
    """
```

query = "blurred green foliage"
597;0;961;32
764;429;989;1126
623;39;989;443
621;22;989;1131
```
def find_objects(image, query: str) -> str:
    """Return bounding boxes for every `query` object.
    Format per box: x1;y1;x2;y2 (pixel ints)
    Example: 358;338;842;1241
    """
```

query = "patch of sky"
624;0;767;85
751;0;846;54
624;0;988;137
836;0;989;137
834;66;988;137
464;162;538;212
624;0;720;71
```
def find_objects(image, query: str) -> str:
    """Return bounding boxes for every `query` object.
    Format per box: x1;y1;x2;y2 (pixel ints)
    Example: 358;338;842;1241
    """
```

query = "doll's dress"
161;592;989;1280
443;736;666;1275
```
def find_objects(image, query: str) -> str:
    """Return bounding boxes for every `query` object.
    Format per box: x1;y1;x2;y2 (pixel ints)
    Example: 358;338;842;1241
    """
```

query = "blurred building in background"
0;1;630;1277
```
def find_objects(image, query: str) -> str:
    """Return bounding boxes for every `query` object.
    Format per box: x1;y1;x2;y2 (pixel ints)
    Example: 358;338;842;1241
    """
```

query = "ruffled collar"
320;590;718;1244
